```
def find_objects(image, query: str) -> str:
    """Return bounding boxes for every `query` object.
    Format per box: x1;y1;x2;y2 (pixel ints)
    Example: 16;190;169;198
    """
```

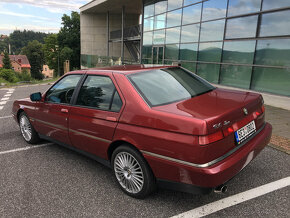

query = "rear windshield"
128;67;215;107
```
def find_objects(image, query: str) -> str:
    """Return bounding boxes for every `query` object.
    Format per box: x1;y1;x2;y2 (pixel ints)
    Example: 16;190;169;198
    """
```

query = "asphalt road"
0;84;289;217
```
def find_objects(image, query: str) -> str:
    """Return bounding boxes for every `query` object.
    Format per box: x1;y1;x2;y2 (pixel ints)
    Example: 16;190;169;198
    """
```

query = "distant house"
0;54;31;74
0;35;8;41
42;65;54;78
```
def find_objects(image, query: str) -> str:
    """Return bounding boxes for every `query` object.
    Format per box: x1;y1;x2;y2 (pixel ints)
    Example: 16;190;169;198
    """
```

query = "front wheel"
19;112;40;144
112;145;156;199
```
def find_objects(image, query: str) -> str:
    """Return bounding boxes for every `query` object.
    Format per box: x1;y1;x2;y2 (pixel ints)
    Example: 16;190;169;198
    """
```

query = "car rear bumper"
143;122;272;191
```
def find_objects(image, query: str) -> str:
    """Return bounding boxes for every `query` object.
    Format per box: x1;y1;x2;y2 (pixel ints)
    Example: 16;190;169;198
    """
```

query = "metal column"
107;11;110;57
121;6;125;64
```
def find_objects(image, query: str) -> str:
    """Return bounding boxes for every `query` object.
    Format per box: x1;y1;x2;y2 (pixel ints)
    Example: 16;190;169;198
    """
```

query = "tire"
111;145;156;199
19;112;40;144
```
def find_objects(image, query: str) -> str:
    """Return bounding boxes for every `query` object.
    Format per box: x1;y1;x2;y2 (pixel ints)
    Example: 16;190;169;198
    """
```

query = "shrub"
0;69;18;83
16;69;32;81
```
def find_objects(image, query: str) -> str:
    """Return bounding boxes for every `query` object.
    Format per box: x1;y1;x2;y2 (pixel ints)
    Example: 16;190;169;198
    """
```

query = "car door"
68;73;124;160
34;74;83;145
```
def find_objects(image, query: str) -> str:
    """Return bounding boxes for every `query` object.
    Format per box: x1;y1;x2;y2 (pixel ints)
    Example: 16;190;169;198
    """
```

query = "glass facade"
142;0;290;96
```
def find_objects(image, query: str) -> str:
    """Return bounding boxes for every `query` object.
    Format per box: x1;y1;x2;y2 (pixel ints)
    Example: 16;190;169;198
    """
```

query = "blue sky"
0;0;90;35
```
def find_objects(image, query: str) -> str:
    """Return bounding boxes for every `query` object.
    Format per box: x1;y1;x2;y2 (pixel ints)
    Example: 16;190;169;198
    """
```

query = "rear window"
128;67;215;107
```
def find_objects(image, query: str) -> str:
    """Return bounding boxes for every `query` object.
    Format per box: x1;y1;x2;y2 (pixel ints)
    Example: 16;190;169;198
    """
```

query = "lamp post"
55;45;60;77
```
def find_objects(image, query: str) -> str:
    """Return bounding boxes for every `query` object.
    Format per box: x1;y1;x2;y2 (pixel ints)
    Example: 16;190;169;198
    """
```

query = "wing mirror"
30;92;42;102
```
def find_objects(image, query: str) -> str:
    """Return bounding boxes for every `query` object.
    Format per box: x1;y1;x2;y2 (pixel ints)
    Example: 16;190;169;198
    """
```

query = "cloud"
0;0;89;13
0;10;52;21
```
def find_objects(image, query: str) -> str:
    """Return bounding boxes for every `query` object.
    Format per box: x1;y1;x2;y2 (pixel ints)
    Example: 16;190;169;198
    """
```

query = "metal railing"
110;24;142;41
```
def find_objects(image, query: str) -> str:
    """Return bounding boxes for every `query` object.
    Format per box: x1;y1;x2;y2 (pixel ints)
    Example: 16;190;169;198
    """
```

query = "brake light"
199;131;224;145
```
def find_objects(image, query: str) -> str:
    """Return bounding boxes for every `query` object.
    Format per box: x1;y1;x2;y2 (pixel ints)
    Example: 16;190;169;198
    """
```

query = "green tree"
58;11;80;71
9;30;48;54
3;52;12;69
44;34;59;77
22;40;44;80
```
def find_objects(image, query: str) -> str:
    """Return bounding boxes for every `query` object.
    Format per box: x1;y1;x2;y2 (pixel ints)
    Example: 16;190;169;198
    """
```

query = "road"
0;84;289;217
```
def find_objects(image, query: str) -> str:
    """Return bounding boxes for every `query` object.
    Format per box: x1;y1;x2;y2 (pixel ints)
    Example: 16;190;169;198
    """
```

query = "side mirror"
30;92;42;102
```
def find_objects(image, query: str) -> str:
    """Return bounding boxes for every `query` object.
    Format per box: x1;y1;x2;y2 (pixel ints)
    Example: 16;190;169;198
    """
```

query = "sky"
0;0;91;35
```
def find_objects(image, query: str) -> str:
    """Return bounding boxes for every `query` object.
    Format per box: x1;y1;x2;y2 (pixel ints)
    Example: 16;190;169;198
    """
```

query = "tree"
9;30;48;54
44;34;59;77
58;11;80;71
3;52;12;69
22;40;44;80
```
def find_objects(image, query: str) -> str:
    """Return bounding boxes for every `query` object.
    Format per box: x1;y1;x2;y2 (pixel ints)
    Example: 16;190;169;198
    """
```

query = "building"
0;54;31;74
80;0;290;97
42;65;54;78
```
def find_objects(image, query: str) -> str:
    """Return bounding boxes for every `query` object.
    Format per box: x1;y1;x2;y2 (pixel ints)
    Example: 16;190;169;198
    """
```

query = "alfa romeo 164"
13;65;272;198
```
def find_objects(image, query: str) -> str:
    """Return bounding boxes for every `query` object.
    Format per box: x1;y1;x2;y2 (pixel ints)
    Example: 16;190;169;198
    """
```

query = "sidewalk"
265;105;290;154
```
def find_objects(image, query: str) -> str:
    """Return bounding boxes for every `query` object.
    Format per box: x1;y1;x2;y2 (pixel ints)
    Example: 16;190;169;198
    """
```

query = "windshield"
128;67;215;107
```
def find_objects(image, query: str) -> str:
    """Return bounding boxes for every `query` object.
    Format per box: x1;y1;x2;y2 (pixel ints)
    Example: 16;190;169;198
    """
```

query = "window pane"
154;14;166;29
223;41;256;64
111;91;122;112
142;58;153;64
142;45;152;59
128;68;214;106
262;0;290;10
144;3;154;18
46;75;82;104
259;11;290;37
182;4;202;25
167;0;183;11
76;76;116;110
251;67;290;96
200;20;225;42
228;0;261;16
144;17;154;31
184;0;200;6
153;29;165;44
220;65;252;89
181;24;200;43
165;44;179;60
181;62;197;73
155;0;167;15
198;42;223;62
179;43;198;61
202;0;227;21
166;9;182;28
226;15;258;39
255;39;290;67
165;27;181;44
196;63;220;83
143;31;153;45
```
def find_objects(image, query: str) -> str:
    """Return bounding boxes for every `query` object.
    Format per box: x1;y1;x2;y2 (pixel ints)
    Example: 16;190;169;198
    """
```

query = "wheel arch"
107;140;141;162
16;109;25;123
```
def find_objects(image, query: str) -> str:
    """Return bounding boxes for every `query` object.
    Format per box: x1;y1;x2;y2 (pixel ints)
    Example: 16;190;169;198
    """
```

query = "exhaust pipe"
214;185;228;194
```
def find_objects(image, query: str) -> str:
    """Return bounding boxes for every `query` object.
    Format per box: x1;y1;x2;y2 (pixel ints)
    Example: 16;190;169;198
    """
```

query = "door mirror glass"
30;92;42;101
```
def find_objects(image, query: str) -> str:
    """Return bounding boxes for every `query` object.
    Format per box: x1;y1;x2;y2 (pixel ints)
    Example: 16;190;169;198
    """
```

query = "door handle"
61;108;69;113
106;116;117;122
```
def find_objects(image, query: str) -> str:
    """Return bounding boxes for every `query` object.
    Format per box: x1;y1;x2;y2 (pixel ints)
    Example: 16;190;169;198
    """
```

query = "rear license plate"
235;120;256;145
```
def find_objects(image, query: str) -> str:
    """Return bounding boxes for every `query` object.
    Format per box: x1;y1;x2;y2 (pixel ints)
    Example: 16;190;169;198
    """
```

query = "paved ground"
0;84;289;217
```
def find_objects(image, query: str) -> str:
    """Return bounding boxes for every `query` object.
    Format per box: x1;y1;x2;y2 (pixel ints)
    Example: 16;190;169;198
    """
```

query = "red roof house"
0;54;31;74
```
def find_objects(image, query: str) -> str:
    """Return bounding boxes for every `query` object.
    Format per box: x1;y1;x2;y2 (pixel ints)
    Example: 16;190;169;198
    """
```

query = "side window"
111;91;122;112
45;75;82;104
76;75;122;111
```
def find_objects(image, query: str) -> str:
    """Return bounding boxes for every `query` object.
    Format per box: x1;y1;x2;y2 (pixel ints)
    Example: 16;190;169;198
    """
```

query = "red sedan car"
12;65;272;198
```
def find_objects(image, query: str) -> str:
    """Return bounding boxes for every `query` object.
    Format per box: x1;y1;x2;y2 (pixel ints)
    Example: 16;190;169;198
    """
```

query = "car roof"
76;64;178;75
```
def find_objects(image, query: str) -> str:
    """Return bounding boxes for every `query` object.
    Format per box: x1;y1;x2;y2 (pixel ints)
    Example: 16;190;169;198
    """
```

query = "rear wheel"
111;145;156;198
19;112;40;144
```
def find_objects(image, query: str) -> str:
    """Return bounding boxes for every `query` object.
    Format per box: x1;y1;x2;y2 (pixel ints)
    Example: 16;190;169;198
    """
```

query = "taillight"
261;105;265;113
199;131;224;145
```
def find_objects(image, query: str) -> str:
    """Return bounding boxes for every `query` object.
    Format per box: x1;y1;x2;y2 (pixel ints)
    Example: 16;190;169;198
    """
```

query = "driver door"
34;74;83;145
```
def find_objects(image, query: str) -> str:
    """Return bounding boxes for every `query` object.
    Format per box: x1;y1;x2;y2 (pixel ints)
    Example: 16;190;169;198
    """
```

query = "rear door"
68;73;124;159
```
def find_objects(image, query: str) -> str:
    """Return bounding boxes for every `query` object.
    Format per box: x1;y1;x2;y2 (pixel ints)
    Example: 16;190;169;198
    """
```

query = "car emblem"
243;108;248;115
